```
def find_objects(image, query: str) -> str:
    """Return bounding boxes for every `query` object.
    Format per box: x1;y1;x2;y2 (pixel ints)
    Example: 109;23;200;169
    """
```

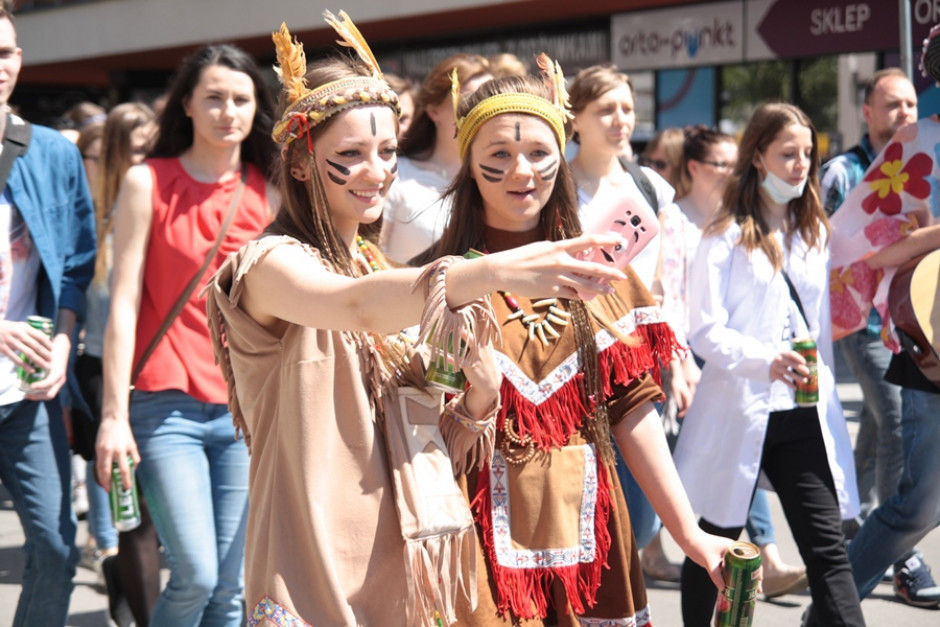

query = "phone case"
581;196;659;269
575;197;659;300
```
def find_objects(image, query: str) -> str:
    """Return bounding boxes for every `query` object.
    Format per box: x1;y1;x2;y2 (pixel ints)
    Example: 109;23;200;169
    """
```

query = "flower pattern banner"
829;117;940;350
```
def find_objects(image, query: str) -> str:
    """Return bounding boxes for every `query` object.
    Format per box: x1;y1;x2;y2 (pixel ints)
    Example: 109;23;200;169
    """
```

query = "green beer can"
792;336;819;407
715;541;762;627
110;458;142;532
16;315;54;393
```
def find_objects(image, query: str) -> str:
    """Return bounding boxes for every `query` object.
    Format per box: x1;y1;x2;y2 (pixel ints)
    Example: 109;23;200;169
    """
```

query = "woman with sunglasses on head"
422;57;731;626
672;103;862;626
203;16;628;626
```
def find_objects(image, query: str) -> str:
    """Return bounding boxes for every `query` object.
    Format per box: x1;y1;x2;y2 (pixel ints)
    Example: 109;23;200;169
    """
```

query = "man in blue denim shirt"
0;5;96;626
820;68;940;608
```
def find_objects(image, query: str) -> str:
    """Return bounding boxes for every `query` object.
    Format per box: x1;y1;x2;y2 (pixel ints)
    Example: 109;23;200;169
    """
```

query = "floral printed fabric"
829;117;940;350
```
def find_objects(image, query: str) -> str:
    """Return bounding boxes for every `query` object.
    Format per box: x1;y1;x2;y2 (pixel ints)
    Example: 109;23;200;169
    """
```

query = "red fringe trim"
499;320;680;451
471;457;614;620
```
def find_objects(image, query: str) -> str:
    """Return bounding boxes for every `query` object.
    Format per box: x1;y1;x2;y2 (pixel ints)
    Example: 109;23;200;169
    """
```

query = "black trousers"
680;406;866;627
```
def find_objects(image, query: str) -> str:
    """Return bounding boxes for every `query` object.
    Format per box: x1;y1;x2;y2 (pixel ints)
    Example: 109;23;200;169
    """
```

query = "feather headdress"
324;10;383;80
272;23;308;106
453;52;571;159
271;13;400;151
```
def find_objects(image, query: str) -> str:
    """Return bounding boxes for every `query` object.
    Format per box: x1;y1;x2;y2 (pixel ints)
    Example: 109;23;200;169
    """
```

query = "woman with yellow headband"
422;59;732;625
204;13;628;626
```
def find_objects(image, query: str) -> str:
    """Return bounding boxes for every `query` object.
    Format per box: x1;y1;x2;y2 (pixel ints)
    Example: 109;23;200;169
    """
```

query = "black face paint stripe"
515;122;521;141
537;160;558;180
326;159;351;176
391;160;398;175
370;112;377;137
480;172;501;183
479;164;505;175
327;172;347;186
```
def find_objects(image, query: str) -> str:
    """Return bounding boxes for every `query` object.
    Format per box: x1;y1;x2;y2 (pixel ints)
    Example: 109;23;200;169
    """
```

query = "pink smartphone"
575;197;659;299
581;196;659;269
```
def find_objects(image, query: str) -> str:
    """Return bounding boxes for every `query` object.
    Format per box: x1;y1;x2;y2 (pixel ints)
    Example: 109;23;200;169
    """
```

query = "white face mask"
759;157;807;204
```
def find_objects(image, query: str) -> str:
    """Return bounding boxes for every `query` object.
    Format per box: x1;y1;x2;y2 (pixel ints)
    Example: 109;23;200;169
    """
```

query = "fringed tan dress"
207;235;409;627
456;226;681;627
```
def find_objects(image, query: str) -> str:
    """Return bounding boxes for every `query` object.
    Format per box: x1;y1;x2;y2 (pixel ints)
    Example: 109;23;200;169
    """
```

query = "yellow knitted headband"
454;53;572;159
271;12;401;151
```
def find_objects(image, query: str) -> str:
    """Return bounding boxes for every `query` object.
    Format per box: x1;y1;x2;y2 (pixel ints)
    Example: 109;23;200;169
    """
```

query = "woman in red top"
94;44;276;626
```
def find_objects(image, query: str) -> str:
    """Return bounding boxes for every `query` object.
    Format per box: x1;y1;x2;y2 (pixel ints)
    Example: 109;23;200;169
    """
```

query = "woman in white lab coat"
672;103;862;627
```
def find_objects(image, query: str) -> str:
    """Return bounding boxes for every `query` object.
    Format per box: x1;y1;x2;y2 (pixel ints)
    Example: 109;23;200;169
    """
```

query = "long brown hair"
426;75;616;461
92;102;155;284
268;54;395;278
429;75;581;257
398;53;491;160
706;102;828;271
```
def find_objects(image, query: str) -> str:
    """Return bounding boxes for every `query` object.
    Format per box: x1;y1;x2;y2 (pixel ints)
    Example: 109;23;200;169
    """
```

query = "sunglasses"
695;159;733;171
638;157;669;171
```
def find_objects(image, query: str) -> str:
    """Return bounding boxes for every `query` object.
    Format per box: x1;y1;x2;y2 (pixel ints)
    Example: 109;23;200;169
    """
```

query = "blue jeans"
0;399;79;626
848;386;940;599
131;390;249;627
86;459;118;551
836;331;904;514
745;488;777;546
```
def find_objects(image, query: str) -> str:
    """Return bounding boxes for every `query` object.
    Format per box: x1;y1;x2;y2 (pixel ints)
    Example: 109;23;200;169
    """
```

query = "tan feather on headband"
535;52;573;120
323;10;382;79
272;23;309;104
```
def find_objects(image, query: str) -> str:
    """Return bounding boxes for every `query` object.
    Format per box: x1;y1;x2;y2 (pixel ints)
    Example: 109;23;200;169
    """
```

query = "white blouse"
381;157;452;264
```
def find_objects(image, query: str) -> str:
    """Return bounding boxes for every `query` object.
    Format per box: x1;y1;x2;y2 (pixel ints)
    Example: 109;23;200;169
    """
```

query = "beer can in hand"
792;336;819;407
16;315;53;392
424;332;468;393
715;541;762;627
110;458;142;532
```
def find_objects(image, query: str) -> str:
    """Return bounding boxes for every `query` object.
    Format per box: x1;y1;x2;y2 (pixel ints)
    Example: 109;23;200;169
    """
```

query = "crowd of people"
1;2;939;626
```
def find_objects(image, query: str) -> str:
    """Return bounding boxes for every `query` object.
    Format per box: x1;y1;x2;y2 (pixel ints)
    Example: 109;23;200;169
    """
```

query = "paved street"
0;366;937;625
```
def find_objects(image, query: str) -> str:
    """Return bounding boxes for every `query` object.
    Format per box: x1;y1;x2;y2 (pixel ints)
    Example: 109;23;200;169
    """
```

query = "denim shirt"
4;116;96;411
6;117;96;323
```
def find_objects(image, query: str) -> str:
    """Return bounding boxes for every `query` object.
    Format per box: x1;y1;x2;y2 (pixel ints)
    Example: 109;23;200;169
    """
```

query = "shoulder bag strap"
781;269;809;336
131;164;248;385
619;155;660;215
0;113;32;192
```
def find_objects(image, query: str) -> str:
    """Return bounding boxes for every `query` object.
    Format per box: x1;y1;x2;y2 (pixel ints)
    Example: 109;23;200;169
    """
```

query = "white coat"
672;222;860;528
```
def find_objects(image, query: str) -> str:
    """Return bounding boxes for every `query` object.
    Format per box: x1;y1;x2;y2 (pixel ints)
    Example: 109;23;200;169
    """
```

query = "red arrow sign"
757;0;899;58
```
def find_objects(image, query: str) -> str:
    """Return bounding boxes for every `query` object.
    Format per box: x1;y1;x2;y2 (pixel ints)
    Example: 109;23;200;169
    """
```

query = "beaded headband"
454;53;572;159
271;12;401;152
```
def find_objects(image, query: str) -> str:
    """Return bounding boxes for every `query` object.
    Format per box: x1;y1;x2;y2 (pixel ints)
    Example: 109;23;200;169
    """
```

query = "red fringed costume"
456;226;682;627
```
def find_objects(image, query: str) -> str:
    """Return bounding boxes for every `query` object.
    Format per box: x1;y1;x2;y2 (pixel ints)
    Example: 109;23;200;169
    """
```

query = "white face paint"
470;114;560;232
314;106;399;234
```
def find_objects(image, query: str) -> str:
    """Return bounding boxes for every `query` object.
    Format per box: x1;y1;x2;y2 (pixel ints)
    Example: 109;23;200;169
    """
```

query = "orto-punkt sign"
612;1;744;71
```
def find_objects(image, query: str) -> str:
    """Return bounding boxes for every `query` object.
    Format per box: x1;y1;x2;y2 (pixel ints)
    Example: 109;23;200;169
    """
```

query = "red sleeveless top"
133;157;269;403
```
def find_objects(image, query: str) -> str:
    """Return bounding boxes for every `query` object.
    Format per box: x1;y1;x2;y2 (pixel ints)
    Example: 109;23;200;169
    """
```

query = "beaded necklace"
480;244;571;346
355;234;380;273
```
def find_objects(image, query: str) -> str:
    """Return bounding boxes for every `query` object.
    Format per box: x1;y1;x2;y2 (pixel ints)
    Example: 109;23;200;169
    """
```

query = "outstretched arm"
241;234;631;335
